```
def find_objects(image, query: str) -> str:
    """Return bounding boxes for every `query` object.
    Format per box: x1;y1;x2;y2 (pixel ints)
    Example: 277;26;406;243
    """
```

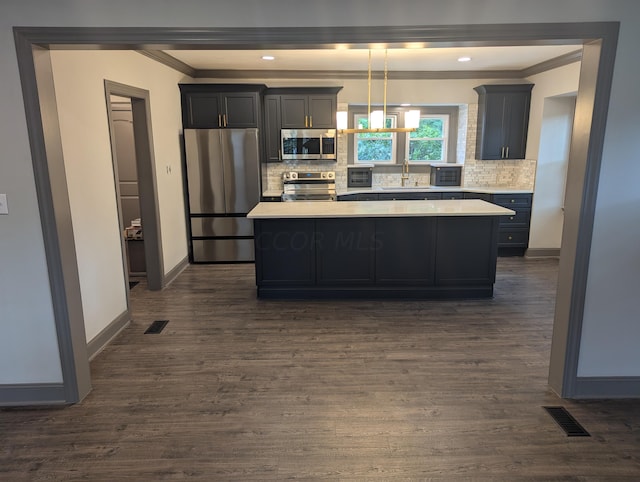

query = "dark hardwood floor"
2;258;640;480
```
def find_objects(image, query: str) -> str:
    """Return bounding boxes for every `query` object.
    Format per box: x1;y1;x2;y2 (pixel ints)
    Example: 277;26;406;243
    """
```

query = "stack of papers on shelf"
125;218;143;239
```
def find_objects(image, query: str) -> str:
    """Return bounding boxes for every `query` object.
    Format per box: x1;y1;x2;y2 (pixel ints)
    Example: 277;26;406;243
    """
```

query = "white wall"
529;96;576;250
50;50;189;342
523;63;581;250
1;0;640;387
578;22;640;376
525;63;581;160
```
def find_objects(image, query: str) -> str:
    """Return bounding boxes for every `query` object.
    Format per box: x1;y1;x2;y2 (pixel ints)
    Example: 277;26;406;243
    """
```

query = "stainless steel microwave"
281;128;337;161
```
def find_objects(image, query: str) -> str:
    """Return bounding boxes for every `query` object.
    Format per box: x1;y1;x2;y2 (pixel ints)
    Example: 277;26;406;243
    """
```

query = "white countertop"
339;186;533;195
248;199;515;219
263;186;533;198
262;189;285;197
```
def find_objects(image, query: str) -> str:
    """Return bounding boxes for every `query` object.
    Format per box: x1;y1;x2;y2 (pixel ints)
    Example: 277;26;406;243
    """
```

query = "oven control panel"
283;171;335;182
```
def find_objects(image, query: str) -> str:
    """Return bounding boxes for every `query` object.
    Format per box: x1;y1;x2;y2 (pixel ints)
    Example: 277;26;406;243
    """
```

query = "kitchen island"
247;200;515;299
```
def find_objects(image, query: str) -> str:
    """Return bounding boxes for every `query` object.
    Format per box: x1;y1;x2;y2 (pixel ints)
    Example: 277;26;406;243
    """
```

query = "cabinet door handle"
501;147;505;158
508;236;513;240
505;146;509;158
223;114;228;127
304;115;308;127
218;114;222;127
509;216;514;220
278;149;281;160
309;116;313;127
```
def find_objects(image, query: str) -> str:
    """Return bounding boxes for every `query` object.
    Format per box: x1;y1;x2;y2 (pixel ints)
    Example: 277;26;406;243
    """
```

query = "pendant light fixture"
337;49;419;134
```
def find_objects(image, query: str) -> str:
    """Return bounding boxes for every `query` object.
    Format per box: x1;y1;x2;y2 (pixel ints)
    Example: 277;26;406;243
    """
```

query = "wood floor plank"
1;258;640;480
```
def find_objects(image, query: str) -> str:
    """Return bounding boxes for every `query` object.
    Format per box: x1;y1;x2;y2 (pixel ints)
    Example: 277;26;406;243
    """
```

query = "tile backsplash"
264;102;536;193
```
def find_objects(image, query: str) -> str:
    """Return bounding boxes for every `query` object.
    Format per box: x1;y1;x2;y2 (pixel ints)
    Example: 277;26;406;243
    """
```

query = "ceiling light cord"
338;48;417;134
383;49;388;125
367;49;372;127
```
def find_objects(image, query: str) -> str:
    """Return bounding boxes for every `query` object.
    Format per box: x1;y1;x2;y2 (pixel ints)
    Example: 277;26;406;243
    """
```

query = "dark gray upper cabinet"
263;87;342;162
474;84;534;160
281;94;337;128
179;84;265;129
265;87;342;129
263;95;282;162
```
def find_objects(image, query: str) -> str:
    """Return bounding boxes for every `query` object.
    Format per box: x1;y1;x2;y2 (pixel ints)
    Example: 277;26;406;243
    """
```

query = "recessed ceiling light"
400;103;411;107
457;56;472;62
261;55;275;61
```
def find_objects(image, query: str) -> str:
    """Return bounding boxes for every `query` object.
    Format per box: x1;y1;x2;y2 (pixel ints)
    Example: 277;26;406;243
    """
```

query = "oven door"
282;181;336;201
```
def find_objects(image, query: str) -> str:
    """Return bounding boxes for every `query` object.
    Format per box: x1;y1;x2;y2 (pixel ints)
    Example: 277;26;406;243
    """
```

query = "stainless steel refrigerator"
184;128;260;262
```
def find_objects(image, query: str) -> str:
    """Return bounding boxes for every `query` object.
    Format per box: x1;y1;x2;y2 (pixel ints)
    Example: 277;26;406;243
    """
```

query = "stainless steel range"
281;171;336;201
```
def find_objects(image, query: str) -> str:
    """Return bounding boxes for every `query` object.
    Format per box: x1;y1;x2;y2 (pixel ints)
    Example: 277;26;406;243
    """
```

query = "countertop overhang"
248;199;515;219
263;186;534;198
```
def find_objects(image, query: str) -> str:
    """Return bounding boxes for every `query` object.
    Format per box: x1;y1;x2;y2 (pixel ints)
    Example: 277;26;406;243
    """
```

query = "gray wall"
1;0;639;390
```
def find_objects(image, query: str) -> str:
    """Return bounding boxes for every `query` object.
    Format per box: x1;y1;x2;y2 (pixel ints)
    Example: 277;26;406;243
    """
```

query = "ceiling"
164;45;582;73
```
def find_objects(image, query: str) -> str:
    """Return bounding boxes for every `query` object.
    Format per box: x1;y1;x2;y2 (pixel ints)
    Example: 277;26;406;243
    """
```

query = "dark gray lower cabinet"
253;215;500;299
378;192;442;200
491;193;533;255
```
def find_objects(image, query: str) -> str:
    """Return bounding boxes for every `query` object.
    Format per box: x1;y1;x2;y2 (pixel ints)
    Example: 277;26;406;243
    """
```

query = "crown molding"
137;50;196;77
145;49;583;81
193;68;524;80
521;49;582;77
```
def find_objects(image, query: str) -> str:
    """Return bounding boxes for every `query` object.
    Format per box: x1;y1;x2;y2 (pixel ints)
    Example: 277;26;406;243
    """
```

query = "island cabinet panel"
435;217;499;285
251;211;502;299
375;218;436;285
316;219;375;285
253;219;315;285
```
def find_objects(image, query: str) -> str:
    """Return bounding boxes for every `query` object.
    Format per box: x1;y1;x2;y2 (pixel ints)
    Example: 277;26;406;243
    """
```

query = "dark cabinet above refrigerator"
179;84;265;129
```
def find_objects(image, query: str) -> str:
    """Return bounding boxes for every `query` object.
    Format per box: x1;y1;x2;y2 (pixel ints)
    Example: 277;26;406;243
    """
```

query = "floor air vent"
543;406;590;437
144;320;169;334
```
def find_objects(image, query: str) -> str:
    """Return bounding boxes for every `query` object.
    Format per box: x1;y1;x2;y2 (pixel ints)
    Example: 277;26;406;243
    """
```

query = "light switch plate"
0;194;8;215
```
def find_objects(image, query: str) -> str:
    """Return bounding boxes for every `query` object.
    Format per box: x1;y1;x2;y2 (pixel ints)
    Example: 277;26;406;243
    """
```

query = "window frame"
352;112;398;165
405;114;449;163
347;105;459;166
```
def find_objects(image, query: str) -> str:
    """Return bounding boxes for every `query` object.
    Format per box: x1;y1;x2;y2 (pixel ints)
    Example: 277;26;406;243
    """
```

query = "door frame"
104;80;164;294
12;22;619;403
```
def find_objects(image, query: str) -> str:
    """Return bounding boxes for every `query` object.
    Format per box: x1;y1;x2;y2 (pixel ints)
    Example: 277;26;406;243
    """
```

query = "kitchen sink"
380;186;434;191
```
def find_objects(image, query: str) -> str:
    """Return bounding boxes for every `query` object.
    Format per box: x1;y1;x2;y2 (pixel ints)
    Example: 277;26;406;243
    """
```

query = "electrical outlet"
0;194;8;215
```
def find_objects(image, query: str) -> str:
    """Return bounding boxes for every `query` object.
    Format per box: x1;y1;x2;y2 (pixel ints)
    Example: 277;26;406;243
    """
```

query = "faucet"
401;159;410;186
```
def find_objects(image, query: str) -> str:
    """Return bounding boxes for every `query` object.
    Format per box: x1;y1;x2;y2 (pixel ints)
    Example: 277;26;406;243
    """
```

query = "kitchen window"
406;115;448;162
353;113;397;164
348;106;458;165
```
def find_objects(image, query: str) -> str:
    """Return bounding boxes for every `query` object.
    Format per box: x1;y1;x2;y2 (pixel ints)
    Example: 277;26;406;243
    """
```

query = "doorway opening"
104;80;164;296
529;94;577;256
12;23;619;404
108;95;146;285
